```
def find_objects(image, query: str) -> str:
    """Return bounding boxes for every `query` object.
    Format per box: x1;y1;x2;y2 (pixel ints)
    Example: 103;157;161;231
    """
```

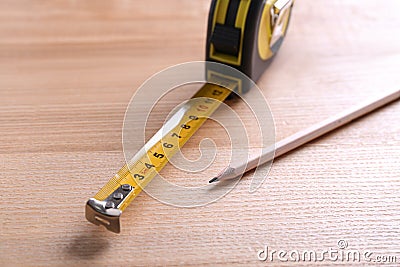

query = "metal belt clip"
270;0;294;48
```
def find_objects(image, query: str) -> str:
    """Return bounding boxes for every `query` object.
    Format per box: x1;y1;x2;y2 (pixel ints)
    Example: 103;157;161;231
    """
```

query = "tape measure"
86;0;294;233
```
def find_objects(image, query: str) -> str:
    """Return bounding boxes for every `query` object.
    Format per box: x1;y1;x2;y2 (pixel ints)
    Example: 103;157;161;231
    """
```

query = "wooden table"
1;0;399;266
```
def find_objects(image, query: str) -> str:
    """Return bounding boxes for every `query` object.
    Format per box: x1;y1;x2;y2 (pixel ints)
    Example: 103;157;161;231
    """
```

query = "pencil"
209;89;400;183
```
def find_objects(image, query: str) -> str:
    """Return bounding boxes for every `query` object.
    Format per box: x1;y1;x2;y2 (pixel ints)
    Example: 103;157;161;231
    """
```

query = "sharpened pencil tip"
209;177;219;183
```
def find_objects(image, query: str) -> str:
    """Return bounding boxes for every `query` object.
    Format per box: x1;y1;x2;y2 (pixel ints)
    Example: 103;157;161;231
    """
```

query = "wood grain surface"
1;0;399;266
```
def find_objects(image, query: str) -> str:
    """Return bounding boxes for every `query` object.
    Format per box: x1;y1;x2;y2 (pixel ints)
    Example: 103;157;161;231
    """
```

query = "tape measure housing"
206;0;294;93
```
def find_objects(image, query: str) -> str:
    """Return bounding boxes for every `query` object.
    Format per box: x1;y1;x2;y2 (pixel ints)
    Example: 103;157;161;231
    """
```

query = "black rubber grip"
210;23;241;56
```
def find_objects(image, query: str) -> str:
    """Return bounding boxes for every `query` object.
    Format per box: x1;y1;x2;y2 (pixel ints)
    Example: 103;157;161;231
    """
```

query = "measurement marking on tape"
86;81;238;232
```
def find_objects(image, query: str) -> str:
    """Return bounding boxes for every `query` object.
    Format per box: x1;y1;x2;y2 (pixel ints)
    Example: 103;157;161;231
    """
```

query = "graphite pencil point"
208;177;219;183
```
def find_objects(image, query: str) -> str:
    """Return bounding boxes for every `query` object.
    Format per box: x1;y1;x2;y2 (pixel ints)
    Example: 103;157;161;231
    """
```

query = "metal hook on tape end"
85;183;135;233
86;198;122;233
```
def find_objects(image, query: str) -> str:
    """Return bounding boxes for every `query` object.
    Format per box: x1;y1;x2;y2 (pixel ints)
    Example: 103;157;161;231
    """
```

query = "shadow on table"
66;226;110;259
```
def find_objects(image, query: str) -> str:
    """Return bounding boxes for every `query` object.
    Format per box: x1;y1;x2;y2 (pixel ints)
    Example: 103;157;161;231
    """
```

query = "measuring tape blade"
86;81;237;233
